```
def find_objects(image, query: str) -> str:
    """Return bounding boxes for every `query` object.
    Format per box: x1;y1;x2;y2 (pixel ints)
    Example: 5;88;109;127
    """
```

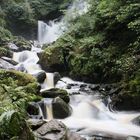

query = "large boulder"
54;72;61;85
131;116;140;126
33;71;46;83
111;92;140;111
27;119;45;131
40;88;70;103
38;46;67;72
34;120;67;140
0;110;35;140
52;97;72;119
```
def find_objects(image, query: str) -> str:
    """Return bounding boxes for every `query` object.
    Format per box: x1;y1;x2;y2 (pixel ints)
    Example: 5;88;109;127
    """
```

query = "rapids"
12;0;140;139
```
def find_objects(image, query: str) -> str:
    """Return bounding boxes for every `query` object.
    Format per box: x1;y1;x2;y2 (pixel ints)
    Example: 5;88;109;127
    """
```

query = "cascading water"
38;0;90;45
11;0;140;139
55;78;140;139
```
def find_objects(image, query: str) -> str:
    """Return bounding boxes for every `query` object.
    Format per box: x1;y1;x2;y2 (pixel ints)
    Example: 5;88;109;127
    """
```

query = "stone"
34;120;67;140
15;63;27;72
131;116;140;126
54;72;61;85
40;88;70;103
88;85;100;91
66;131;86;140
52;97;72;119
111;92;140;111
33;71;46;83
0;58;15;70
1;57;18;65
0;110;35;140
27;102;39;116
8;43;19;51
27;119;45;131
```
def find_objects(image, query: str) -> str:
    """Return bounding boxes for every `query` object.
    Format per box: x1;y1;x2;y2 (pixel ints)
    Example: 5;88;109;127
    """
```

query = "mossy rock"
113;92;140;111
0;110;35;140
41;88;70;103
0;69;36;86
0;69;41;115
38;46;66;72
0;47;9;57
12;37;32;51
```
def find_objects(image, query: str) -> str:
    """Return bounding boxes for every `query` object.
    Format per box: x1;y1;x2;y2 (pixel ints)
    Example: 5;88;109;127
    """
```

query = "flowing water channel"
12;0;140;139
12;49;140;139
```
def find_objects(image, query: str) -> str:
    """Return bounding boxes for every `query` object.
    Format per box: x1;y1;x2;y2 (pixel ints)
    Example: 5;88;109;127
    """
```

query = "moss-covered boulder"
12;37;32;51
52;97;72;119
0;69;41;115
0;110;35;140
38;45;69;72
40;88;70;103
0;69;42;139
0;47;11;58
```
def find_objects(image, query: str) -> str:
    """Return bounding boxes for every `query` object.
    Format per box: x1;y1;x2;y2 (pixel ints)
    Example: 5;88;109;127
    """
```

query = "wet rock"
0;110;35;140
33;71;46;83
127;136;140;140
52;97;72;119
111;92;140;111
40;88;70;103
27;102;39;116
67;84;72;89
131;116;140;126
1;57;18;65
27;119;45;131
80;84;87;88
89;85;100;91
34;120;67;140
15;63;27;72
54;72;61;85
8;43;19;51
109;87;122;95
0;58;15;70
67;131;86;140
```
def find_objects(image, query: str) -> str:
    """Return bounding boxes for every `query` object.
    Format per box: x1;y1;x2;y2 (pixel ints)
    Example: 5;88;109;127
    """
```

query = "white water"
38;0;90;45
11;0;140;138
12;50;54;90
12;39;140;140
55;78;140;138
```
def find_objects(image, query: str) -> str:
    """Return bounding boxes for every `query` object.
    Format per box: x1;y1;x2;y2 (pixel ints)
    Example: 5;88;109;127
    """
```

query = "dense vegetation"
0;0;72;39
0;0;140;139
38;0;140;110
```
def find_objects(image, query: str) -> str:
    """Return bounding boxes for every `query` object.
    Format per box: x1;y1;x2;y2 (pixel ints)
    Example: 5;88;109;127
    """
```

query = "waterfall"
38;0;90;45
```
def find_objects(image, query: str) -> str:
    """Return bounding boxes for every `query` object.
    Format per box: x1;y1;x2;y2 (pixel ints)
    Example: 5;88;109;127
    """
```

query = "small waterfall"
55;77;140;138
38;99;53;120
41;73;54;91
38;0;90;45
45;99;53;120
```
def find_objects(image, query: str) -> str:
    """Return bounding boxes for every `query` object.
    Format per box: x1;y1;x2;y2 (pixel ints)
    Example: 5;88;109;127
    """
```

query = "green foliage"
0;27;12;43
0;0;72;39
41;0;139;85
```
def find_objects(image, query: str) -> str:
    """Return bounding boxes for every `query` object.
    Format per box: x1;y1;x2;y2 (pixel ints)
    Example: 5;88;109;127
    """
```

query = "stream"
12;0;140;139
12;45;140;140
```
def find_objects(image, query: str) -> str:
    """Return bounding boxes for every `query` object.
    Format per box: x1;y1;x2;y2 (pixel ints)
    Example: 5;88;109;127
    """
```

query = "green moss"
0;69;36;86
